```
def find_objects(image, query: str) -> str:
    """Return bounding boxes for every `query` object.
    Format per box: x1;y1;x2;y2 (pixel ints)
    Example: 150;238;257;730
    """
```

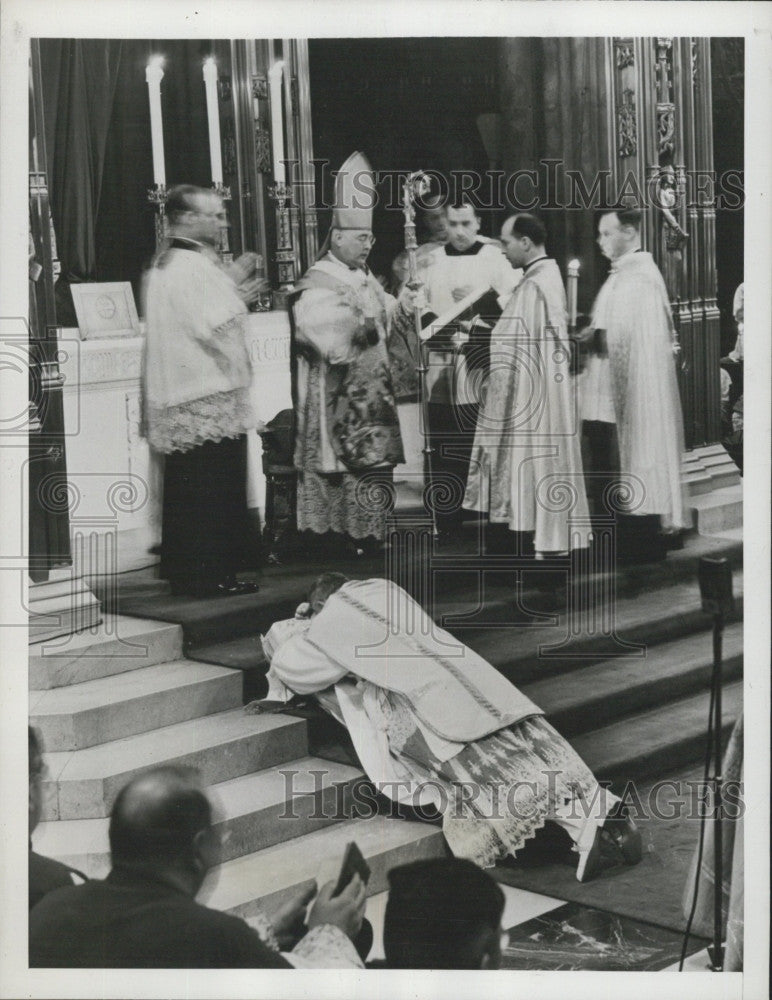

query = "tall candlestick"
145;57;166;187
268;61;286;185
567;258;580;329
203;57;223;186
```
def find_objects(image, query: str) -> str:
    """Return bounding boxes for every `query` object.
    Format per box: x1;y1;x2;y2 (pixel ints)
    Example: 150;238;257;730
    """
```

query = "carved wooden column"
692;37;722;444
287;38;319;273
29;40;71;582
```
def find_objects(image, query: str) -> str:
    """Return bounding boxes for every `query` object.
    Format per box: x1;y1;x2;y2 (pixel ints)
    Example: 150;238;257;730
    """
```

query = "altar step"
30;615;183;690
39;705;308;821
92;520;742;657
33;521;742;923
688;485;743;537
522;622;743;738
31;612;441;900
34;756;367;879
201;815;447;922
574;680;744;784
30;658;243;752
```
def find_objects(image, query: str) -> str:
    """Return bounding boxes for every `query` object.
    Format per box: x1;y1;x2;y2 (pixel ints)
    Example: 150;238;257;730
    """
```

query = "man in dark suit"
29;765;366;967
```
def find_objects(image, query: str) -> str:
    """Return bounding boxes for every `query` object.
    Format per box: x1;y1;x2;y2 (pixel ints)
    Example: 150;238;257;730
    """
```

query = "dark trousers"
427;402;478;533
161;435;258;595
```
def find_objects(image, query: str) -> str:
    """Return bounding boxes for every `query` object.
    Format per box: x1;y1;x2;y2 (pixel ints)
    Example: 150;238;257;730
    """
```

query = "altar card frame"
70;281;141;341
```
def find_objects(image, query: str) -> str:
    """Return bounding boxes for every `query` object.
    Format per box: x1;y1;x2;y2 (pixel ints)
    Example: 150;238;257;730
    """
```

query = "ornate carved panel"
254;123;271;174
615;40;634;69
616;88;637;158
657;104;675;158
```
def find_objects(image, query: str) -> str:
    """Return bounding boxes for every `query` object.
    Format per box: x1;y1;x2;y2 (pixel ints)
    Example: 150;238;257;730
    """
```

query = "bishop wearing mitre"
290;152;414;551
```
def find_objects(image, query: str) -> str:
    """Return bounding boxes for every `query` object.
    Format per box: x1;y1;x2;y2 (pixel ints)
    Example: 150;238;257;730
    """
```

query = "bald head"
109;767;212;872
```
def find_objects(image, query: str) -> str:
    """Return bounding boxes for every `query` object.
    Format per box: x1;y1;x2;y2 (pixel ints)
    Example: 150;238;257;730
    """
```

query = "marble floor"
365;884;709;971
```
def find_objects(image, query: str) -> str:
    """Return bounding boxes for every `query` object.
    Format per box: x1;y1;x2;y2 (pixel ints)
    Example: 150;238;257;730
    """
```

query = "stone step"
688;486;743;536
103;527;742;655
29;575;102;643
572;679;744;784
523;622;743;736
202;814;447;921
30;660;243;753
34;756;366;879
460;573;743;688
186;536;743;686
29;616;183;690
41;707;308;821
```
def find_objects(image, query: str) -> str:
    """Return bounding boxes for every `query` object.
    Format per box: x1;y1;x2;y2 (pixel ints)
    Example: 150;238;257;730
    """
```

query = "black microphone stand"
697;556;735;972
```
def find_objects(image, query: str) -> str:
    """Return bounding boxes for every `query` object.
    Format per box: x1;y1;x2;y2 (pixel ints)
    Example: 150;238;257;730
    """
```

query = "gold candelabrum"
147;184;168;250
269;182;296;308
147;182;235;265
212;182;234;264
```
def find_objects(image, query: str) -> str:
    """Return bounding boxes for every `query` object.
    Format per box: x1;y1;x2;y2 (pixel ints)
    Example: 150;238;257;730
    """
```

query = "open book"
419;283;497;347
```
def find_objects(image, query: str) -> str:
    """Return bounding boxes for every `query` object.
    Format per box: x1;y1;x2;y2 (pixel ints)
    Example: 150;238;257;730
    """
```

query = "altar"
58;310;293;575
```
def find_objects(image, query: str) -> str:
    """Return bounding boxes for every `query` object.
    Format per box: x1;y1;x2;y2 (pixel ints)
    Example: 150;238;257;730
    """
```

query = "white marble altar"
58;311;294;574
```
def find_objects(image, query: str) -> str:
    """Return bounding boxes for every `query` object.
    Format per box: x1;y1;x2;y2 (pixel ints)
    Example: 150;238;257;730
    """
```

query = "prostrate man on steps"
260;573;642;884
29;766;367;968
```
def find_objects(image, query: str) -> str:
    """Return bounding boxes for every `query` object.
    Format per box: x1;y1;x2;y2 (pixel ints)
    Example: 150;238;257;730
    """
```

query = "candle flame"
569;259;581;270
147;55;164;71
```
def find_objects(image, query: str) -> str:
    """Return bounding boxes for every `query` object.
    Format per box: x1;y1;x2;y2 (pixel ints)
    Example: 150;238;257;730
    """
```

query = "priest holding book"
464;213;590;566
421;198;520;539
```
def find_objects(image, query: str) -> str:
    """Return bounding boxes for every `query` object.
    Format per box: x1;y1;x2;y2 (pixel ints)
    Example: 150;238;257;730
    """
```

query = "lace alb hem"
147;388;255;454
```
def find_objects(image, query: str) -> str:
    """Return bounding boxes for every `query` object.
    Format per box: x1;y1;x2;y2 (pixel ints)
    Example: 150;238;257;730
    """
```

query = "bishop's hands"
395;281;423;314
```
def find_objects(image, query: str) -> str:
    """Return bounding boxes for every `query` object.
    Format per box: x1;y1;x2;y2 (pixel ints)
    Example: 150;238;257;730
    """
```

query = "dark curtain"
93;40;219;306
39;40;221;316
39;39;124;324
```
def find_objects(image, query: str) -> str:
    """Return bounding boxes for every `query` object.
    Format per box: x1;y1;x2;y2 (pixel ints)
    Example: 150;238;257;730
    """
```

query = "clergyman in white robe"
463;257;590;555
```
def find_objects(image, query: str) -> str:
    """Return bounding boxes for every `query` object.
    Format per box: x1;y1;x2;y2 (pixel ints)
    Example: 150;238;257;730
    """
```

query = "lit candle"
268;61;286;185
567;259;580;329
203;57;223;186
145;56;166;187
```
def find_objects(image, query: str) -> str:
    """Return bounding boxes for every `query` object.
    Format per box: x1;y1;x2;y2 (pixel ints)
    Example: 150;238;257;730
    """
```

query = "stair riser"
31;673;243;753
544;653;744;737
214;778;371;864
692;501;743;536
29;627;183;690
175;600;300;651
42;721;309;821
222;828;448;922
471;596;743;688
585;716;740;788
30;606;102;644
38;778;369;880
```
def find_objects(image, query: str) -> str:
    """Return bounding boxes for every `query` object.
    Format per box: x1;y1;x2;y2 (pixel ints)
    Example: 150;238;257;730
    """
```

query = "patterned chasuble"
291;260;404;472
